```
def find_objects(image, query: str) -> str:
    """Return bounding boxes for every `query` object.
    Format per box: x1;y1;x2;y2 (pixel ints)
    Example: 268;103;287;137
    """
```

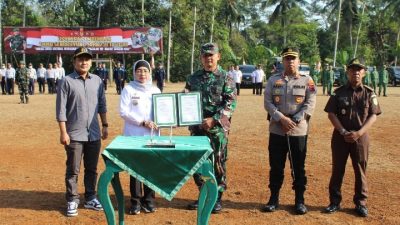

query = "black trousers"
130;176;155;206
256;82;263;95
1;77;6;94
252;83;256;94
65;140;101;203
6;78;14;94
47;78;55;94
28;78;35;95
268;133;308;201
236;83;240;96
37;77;45;93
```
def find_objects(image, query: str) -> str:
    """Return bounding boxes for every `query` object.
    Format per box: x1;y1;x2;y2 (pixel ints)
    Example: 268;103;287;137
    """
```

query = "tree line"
1;0;399;81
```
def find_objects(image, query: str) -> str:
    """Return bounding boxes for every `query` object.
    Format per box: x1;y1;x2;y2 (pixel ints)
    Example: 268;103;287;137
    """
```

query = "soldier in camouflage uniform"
16;61;29;104
5;28;26;53
185;43;237;213
340;66;348;86
263;47;316;215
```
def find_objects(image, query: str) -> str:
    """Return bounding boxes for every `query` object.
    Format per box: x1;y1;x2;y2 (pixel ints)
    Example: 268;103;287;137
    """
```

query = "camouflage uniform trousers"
190;125;228;193
18;83;29;103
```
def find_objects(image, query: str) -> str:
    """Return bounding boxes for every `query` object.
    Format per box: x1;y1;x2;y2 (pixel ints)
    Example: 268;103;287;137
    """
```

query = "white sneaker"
84;198;103;211
67;201;78;217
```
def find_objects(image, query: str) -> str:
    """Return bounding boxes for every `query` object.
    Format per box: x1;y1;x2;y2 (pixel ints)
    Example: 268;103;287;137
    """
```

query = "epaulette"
364;85;374;92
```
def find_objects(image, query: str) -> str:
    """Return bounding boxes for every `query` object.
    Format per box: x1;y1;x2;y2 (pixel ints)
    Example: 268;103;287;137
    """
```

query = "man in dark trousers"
263;47;317;215
113;62;126;95
56;47;108;217
324;58;381;217
153;62;165;92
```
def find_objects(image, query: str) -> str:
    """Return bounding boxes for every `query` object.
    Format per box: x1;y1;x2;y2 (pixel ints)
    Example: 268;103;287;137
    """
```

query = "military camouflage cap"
73;47;93;59
281;47;299;58
347;58;367;70
201;43;219;55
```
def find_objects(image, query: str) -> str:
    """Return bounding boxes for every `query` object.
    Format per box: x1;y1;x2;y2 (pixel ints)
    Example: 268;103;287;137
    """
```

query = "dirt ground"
0;82;399;225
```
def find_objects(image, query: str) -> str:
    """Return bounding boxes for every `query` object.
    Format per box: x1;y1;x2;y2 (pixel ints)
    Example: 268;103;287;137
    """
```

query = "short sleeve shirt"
324;84;381;131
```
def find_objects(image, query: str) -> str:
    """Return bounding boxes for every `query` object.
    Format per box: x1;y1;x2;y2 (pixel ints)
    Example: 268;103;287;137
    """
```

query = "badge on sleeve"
371;94;378;105
308;79;316;92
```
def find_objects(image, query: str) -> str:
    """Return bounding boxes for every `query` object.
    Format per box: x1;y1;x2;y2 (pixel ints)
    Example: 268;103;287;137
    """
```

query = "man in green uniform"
5;28;26;53
15;61;29;104
322;64;329;95
363;67;371;86
185;43;237;213
327;65;335;95
378;65;388;96
311;64;320;85
371;66;379;93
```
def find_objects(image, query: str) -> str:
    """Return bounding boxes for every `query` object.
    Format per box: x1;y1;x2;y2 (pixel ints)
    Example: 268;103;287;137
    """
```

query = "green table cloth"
97;135;218;225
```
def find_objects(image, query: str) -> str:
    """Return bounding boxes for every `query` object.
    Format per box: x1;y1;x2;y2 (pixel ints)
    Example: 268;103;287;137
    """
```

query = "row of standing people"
0;61;65;103
310;64;389;96
55;45;381;220
227;64;266;96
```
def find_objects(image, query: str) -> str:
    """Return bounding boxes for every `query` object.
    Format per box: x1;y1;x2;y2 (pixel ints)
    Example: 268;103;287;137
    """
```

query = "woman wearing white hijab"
119;59;160;215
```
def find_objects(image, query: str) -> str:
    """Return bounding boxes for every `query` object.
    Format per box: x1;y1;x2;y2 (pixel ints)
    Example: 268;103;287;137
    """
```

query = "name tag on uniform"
132;96;140;105
273;88;282;95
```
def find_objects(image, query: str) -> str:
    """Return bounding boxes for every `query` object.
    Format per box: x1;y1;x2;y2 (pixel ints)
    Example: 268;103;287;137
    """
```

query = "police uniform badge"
274;96;280;103
295;96;303;104
275;79;284;87
371;94;378;106
341;109;346;115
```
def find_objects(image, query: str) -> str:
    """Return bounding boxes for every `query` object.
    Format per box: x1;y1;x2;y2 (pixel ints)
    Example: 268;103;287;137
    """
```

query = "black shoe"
212;201;222;214
142;202;156;213
262;201;279;212
325;203;340;213
129;204;141;215
355;205;368;217
187;200;198;210
295;203;308;215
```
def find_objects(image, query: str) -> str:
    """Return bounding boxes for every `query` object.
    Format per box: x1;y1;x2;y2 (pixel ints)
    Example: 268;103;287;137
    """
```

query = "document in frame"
153;93;177;127
177;92;203;126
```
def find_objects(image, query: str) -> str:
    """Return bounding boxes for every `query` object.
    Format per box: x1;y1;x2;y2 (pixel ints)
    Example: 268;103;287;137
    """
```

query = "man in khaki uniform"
263;47;317;215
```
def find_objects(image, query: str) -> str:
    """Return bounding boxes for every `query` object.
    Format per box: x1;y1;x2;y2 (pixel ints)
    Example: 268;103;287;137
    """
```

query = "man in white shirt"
0;64;6;95
5;63;16;95
36;63;46;94
46;63;56;94
254;64;265;95
233;65;242;96
228;65;235;80
27;63;37;95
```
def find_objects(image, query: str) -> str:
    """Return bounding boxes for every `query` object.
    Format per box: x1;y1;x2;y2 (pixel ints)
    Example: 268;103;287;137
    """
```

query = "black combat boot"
262;190;279;212
295;190;307;215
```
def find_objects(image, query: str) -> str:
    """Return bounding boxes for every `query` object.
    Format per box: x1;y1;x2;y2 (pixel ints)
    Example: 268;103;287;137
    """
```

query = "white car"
299;64;310;76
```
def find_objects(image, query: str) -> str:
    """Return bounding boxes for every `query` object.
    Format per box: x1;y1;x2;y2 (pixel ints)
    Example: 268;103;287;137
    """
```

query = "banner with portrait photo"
3;26;163;54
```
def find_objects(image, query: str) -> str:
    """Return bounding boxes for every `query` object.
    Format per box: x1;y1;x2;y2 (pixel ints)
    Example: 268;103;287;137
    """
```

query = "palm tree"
321;0;359;48
261;0;308;45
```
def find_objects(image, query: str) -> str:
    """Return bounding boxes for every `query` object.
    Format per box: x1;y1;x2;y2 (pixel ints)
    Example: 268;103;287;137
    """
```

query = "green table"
97;135;218;225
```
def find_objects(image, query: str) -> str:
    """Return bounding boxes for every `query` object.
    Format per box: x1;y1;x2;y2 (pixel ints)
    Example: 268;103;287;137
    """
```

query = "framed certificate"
152;92;202;127
177;92;202;126
153;93;178;127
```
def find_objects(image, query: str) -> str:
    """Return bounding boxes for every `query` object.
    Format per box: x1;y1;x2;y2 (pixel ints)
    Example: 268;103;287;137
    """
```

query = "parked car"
387;66;400;86
299;63;310;76
239;65;256;88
